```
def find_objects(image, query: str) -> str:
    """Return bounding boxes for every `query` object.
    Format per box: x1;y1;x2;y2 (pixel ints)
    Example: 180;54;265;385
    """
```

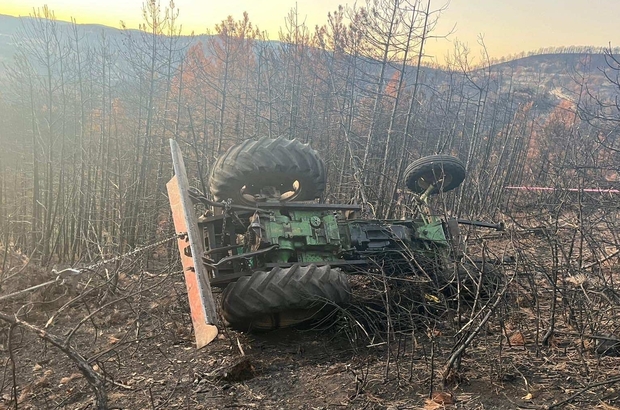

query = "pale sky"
2;0;620;64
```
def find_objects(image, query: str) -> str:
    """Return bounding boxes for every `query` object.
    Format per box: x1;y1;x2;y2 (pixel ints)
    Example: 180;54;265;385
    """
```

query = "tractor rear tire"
404;155;466;194
221;264;351;331
210;137;326;205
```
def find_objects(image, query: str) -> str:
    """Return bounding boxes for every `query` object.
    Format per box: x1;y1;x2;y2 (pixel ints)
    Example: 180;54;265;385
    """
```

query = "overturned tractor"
167;137;502;347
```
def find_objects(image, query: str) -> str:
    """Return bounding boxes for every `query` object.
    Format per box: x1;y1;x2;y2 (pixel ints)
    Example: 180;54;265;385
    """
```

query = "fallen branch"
0;278;60;302
0;311;107;409
582;249;620;269
441;276;513;386
0;268;82;302
548;376;620;409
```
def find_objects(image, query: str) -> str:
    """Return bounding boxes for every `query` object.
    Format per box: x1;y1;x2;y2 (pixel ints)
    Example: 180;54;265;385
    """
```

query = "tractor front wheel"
221;264;351;331
404;155;466;194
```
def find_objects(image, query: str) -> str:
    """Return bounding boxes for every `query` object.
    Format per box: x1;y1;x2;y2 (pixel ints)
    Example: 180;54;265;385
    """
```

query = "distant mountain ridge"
0;13;617;104
0;14;127;64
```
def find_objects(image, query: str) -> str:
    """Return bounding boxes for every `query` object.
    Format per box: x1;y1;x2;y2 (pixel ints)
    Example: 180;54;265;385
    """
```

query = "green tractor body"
200;204;451;287
168;136;500;335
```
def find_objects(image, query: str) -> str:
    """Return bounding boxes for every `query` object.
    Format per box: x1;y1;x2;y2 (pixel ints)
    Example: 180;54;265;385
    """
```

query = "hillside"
0;13;617;104
491;52;619;102
0;15;125;67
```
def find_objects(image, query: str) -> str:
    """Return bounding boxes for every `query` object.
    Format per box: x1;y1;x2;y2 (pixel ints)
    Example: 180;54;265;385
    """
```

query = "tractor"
167;137;503;346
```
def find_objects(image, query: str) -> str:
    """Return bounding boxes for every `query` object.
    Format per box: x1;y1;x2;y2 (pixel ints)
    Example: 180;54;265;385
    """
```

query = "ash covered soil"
1;252;620;410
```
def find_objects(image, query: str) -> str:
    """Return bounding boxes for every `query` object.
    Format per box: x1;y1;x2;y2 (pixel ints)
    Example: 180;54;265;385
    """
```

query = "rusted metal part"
167;139;218;348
